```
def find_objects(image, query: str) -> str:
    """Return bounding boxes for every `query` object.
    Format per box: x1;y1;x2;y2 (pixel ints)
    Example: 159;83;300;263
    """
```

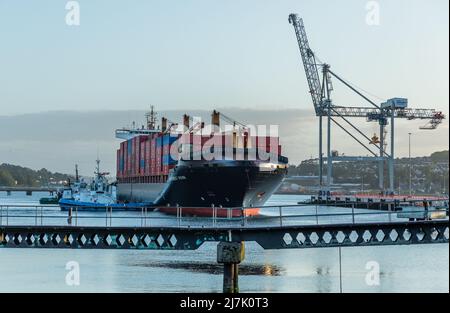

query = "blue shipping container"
120;157;124;171
156;136;163;147
163;134;178;146
127;139;133;155
162;154;177;165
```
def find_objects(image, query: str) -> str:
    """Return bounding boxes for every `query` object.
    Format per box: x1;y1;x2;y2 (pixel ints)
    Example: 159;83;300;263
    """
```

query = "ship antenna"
75;164;79;183
145;105;158;130
95;145;101;178
95;158;101;178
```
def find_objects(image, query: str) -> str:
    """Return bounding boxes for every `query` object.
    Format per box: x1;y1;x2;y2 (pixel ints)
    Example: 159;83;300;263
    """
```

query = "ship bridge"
115;128;160;141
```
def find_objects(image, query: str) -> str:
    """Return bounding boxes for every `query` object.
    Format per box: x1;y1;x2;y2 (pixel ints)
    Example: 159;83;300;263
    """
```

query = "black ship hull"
153;159;287;210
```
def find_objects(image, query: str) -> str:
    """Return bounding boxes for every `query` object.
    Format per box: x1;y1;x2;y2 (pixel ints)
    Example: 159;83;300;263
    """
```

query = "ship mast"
75;164;79;183
95;158;101;179
145;105;158;130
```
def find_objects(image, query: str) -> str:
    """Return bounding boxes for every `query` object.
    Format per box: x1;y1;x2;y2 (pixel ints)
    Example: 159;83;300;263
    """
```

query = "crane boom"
288;14;323;114
288;14;445;126
331;106;442;119
288;13;446;194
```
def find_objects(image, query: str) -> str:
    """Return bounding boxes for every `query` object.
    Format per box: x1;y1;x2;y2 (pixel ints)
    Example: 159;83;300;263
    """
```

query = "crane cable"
313;52;387;102
219;112;248;129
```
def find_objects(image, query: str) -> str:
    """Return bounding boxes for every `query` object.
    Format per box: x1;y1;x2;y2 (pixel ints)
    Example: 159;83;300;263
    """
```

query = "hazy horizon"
0;1;448;174
0;108;448;175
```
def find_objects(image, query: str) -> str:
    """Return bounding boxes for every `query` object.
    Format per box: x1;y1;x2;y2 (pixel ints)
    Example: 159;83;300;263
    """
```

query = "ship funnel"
183;114;190;130
161;117;168;132
212;110;220;128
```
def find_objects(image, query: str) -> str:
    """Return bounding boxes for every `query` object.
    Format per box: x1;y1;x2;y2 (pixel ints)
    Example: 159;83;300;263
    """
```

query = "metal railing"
1;201;448;229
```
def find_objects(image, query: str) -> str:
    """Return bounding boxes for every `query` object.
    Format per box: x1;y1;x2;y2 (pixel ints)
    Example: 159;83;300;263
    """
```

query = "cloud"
0;109;448;174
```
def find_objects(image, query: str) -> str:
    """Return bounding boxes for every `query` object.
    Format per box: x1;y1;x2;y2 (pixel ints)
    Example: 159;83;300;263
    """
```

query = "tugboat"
59;159;150;211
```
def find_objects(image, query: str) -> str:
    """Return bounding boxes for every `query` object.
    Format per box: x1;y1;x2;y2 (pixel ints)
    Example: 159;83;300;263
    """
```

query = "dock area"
0;187;58;196
307;194;449;211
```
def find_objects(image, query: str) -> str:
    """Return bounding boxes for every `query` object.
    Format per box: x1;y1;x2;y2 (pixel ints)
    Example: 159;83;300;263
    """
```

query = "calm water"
0;191;448;293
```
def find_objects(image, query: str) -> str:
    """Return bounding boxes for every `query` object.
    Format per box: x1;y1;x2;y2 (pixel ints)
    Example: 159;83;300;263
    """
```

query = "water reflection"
129;261;285;276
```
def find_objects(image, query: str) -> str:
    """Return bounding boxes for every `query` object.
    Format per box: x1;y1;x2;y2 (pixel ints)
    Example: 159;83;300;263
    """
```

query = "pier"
1;202;448;293
0;187;58;196
308;194;448;211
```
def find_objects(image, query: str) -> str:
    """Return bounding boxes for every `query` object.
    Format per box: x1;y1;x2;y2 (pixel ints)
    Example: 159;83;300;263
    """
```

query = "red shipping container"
269;137;279;151
116;149;120;178
123;141;127;175
129;138;134;175
131;137;135;175
129;139;133;176
117;148;121;178
162;165;169;175
135;137;140;175
135;137;139;175
256;136;279;152
144;140;150;176
121;147;125;177
150;140;157;176
140;140;146;175
125;149;128;176
192;134;202;151
150;159;156;176
155;146;162;175
145;139;151;159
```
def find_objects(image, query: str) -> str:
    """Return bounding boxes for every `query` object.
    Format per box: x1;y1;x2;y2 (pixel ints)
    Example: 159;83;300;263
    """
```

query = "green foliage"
288;150;449;194
430;151;449;163
0;170;15;186
0;164;72;187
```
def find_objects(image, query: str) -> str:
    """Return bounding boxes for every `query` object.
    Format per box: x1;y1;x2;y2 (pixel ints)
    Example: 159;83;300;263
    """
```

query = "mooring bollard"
217;241;245;293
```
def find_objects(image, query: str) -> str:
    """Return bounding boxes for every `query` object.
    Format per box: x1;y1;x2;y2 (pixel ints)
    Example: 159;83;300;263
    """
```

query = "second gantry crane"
288;13;445;193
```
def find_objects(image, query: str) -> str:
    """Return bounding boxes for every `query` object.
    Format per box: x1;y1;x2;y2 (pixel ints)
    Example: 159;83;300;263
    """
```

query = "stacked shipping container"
162;134;178;174
150;137;157;176
116;134;282;181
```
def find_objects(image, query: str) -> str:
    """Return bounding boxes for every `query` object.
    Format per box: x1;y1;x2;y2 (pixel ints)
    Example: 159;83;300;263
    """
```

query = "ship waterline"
117;159;287;215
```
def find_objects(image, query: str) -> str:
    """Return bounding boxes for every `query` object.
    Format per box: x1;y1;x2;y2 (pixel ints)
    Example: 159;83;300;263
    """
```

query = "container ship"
115;107;289;217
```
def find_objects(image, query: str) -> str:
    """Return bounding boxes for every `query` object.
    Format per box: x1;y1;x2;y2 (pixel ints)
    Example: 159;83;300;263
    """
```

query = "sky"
0;0;448;173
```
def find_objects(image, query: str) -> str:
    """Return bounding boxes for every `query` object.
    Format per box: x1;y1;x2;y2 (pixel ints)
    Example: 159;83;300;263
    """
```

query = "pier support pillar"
217;241;245;293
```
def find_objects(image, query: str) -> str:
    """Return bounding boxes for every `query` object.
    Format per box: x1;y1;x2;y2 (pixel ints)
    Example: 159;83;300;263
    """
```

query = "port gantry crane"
288;13;445;193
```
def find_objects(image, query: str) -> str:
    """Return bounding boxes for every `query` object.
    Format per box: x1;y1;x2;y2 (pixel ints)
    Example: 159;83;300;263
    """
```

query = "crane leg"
379;124;384;191
327;111;332;189
319;116;323;187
